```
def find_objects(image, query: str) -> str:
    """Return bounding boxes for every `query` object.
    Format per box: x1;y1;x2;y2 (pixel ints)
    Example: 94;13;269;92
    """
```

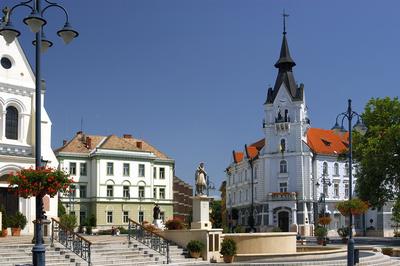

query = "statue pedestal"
191;196;212;229
153;219;164;229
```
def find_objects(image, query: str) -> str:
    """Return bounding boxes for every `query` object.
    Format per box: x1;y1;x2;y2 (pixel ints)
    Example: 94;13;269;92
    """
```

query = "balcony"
268;192;297;201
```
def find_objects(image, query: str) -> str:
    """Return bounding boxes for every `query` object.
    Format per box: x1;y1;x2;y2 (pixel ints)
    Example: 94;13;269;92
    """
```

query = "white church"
0;36;58;235
225;29;393;237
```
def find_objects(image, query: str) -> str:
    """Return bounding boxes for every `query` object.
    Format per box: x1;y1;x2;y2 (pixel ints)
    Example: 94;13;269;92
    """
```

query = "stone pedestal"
191;196;212;229
153;219;164;229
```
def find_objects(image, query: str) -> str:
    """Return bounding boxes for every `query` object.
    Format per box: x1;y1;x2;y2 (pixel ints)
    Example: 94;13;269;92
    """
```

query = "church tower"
261;17;313;230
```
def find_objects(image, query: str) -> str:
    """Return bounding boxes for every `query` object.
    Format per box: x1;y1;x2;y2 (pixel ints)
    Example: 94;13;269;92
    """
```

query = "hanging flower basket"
336;199;369;217
8;167;73;198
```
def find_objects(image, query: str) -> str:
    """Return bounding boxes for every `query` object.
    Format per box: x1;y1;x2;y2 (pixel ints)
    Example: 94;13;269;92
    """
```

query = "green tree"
210;200;222;228
354;97;400;207
58;200;66;217
392;197;400;234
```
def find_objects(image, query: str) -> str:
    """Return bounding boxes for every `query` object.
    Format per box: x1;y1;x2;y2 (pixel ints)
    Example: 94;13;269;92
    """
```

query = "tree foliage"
354;97;400;206
210;200;222;228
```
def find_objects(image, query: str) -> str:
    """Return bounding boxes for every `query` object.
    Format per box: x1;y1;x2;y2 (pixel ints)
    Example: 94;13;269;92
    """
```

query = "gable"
0;38;35;89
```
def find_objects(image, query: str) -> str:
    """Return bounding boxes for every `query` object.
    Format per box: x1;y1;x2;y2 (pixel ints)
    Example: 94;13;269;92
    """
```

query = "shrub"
336;198;369;216
234;225;245;233
118;226;129;234
60;214;77;231
0;205;8;229
165;218;186;230
86;226;92;235
89;214;97;227
9;212;27;229
272;227;282;232
314;226;328;239
318;216;332;226
337;227;349;238
187;240;205;253
382;247;393;256
220;238;237;256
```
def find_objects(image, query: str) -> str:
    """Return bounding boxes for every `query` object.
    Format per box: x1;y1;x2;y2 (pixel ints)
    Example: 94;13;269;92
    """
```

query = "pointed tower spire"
265;12;303;104
275;11;296;69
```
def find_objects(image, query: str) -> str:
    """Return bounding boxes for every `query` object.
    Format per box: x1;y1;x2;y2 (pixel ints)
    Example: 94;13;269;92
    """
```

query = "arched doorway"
278;211;289;232
0;175;19;216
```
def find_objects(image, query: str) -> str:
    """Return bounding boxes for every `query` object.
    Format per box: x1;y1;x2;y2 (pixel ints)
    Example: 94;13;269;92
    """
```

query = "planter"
189;251;201;259
317;237;324;245
11;228;21;236
223;255;234;263
1;228;8;237
341;238;348;244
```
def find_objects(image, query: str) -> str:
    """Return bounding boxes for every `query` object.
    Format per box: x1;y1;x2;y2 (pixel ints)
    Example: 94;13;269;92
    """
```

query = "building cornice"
0;82;35;97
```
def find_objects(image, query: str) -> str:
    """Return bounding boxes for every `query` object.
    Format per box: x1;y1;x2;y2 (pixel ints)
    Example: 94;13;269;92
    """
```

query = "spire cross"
282;10;289;34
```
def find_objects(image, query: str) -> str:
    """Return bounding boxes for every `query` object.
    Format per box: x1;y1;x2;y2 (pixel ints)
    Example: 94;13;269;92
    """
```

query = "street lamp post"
332;99;367;266
0;1;78;265
245;144;256;232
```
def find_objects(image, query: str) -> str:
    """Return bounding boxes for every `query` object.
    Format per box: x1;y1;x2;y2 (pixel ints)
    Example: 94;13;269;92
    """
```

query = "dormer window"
6;106;18;140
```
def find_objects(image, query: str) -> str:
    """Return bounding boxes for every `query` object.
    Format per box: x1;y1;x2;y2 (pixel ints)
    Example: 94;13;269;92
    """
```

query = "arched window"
280;160;288;173
334;163;339;175
6;106;18;140
323;162;328;175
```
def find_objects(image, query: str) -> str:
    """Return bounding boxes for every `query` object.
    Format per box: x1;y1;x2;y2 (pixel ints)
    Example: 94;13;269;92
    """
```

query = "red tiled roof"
307;128;348;155
250;138;265;151
233;151;244;163
246;146;258;159
56;132;170;159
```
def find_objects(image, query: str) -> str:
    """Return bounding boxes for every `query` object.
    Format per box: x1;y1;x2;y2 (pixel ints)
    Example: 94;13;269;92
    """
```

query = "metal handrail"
51;218;92;265
128;218;171;264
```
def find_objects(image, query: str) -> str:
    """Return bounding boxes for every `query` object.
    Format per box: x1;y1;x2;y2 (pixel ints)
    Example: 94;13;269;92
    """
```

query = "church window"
323;162;328;175
334;163;339;176
280;160;288;173
6;106;18;140
279;182;288;192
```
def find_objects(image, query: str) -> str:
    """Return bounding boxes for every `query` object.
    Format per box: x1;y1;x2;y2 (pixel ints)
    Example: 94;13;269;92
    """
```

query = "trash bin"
354;249;360;264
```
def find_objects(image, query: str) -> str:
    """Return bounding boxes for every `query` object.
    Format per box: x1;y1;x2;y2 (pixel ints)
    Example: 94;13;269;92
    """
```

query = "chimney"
63;140;67;146
136;141;142;149
86;136;92;149
123;134;132;139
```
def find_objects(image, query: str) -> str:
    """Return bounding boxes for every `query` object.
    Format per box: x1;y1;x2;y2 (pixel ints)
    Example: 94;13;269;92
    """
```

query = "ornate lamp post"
332;99;367;266
0;1;78;265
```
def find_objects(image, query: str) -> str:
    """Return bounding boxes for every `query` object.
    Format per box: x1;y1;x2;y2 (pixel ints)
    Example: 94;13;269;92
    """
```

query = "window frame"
5;106;18;140
107;162;114;176
138;186;145;198
123;211;129;223
159;188;165;199
80;163;87;176
159;167;165;179
123;186;130;199
280;160;288;174
69;162;77;175
279;182;288;193
138;164;145;177
123;163;130;176
107;211;113;223
79;185;87;198
107;185;113;197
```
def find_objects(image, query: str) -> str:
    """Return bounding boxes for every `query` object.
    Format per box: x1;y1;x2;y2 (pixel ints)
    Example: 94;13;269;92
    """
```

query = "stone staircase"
0;235;86;266
86;235;206;265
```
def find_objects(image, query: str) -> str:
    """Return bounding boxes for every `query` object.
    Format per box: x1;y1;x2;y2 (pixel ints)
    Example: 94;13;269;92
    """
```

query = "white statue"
195;162;207;196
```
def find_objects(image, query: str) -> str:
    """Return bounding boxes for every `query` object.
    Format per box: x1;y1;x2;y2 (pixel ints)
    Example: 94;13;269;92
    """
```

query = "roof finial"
282;9;289;35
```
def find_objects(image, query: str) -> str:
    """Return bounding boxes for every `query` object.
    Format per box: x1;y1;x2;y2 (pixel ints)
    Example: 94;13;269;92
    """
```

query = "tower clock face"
1;57;12;69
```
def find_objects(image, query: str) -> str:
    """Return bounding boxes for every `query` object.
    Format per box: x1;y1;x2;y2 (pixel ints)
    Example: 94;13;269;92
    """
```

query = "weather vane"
282;9;289;35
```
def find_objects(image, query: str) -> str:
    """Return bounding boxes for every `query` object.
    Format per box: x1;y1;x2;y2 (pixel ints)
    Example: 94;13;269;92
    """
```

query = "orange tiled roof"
307;128;348;155
56;132;170;159
233;151;244;163
246;146;258;159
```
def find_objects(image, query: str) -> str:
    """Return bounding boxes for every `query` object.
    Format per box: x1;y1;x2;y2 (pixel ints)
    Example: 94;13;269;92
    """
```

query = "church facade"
225;29;393;236
0;37;58;235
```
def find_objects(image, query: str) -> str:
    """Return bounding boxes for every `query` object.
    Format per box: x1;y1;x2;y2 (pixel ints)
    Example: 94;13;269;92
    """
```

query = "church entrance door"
0;187;19;216
278;211;289;232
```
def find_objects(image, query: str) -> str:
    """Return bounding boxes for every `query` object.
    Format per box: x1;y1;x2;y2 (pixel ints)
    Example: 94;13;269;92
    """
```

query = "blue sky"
3;0;399;196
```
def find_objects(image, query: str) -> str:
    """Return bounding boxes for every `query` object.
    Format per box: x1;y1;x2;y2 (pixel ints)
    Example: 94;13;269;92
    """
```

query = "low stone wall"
159;228;223;262
223;232;297;255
